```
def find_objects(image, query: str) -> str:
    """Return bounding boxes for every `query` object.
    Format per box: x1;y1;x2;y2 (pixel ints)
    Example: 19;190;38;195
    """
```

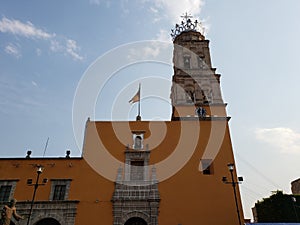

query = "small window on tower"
183;55;191;69
198;56;206;69
200;159;213;175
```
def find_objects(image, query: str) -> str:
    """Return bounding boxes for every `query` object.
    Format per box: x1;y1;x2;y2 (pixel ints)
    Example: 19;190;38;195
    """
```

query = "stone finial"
26;150;32;158
66;150;71;158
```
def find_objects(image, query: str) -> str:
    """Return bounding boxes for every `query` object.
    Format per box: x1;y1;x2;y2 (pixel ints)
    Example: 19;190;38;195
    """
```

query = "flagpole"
138;83;141;117
137;83;141;121
129;83;141;121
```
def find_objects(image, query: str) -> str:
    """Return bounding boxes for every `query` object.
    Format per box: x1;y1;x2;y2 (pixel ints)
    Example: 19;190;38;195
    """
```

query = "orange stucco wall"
83;119;244;225
0;158;115;224
0;118;244;225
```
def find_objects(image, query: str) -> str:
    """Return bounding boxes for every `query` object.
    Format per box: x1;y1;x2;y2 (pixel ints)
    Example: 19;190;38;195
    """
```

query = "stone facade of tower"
171;29;225;122
171;31;223;106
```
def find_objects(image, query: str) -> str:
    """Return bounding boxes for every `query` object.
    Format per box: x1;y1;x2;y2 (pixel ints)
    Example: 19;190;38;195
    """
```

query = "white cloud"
127;41;172;64
199;18;210;36
120;0;130;15
150;0;204;24
31;81;38;87
128;45;160;61
89;0;111;7
0;17;54;39
127;30;171;61
89;0;101;5
0;16;84;61
255;127;300;154
127;48;151;61
156;29;171;42
50;40;63;52
5;43;21;58
149;7;159;14
145;0;208;37
143;46;160;58
66;39;84;61
50;39;84;61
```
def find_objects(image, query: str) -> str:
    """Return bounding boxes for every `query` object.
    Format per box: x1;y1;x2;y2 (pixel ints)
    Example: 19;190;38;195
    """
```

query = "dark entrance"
124;217;147;225
35;218;61;225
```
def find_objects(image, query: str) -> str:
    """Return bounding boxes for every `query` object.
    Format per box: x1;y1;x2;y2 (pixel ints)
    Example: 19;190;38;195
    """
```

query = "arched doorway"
35;218;61;225
124;217;147;225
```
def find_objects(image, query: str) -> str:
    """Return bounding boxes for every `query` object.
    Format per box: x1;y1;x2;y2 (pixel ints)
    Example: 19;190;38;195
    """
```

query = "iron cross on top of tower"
170;13;203;40
181;12;193;23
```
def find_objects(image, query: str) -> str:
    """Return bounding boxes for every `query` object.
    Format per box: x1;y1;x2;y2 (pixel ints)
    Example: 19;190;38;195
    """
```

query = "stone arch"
184;83;195;102
195;82;212;104
31;213;64;225
124;217;147;225
122;211;150;225
34;217;61;225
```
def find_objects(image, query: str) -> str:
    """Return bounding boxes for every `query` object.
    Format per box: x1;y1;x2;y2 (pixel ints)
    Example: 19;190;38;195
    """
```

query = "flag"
129;85;140;104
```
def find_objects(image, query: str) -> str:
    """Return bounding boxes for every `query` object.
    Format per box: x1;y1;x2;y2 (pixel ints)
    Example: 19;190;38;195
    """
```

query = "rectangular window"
130;160;144;181
201;159;213;175
132;133;144;150
0;185;12;202
183;56;191;69
134;135;143;149
49;179;71;201
52;185;66;200
198;56;206;69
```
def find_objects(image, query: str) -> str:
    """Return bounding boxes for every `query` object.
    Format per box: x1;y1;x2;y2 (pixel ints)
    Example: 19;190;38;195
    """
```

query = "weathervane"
171;12;204;40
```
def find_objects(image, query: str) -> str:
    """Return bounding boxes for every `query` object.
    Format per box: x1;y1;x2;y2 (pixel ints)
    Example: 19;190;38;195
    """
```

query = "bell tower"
170;15;225;120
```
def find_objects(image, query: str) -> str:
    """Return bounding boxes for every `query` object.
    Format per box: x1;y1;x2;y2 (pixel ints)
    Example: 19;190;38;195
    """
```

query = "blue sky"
1;0;300;220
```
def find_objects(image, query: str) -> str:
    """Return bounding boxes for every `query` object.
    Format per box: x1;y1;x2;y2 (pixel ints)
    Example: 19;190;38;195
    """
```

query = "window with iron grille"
52;185;66;200
49;179;71;201
0;185;12;202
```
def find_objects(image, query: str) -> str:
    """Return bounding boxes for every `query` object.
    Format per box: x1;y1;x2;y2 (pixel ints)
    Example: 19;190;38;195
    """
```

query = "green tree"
254;190;300;222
